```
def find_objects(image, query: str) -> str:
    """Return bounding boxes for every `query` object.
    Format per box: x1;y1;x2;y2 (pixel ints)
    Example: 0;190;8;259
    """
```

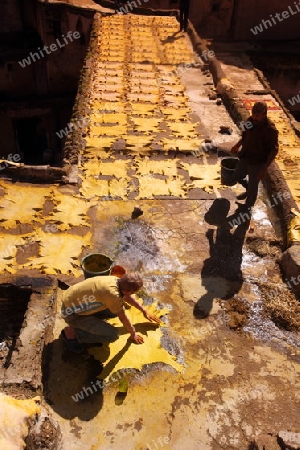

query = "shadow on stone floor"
194;198;250;318
42;338;105;421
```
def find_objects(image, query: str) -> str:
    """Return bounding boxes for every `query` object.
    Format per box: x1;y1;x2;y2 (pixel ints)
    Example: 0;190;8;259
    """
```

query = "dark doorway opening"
14;117;48;165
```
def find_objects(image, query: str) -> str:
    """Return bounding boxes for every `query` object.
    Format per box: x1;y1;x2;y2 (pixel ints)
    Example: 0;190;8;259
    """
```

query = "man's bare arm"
117;309;144;344
124;295;161;324
231;138;243;154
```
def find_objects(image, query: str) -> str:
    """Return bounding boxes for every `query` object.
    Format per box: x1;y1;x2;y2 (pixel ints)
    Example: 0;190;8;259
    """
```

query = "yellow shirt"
61;276;124;316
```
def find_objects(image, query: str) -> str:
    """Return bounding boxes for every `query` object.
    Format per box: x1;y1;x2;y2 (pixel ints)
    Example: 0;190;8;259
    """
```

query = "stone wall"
249;53;300;116
111;0;300;40
0;0;94;168
232;0;300;40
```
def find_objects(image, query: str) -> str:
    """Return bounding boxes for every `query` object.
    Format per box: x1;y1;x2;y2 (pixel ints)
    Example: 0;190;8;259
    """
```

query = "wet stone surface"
43;198;300;450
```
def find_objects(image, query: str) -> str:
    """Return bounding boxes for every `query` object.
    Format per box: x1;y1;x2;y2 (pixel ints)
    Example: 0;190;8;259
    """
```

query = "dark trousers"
233;159;261;207
180;4;189;31
62;308;119;344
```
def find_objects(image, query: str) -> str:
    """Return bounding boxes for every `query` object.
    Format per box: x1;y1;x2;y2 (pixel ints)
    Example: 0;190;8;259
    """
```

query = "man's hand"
124;295;161;324
131;333;144;344
142;311;161;324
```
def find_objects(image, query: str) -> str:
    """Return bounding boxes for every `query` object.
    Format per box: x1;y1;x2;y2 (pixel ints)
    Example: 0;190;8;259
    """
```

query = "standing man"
179;0;190;32
61;273;160;353
231;101;279;209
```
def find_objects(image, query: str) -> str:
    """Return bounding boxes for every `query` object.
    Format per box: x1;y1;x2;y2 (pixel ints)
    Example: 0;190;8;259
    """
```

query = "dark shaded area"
42;313;157;420
0;284;32;368
194;199;249;318
42;337;105;421
14;117;46;165
161;31;182;44
0;29;43;53
0;0;93;173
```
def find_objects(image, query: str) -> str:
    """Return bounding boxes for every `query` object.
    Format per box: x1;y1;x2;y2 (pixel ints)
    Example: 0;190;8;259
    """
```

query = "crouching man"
61;273;160;353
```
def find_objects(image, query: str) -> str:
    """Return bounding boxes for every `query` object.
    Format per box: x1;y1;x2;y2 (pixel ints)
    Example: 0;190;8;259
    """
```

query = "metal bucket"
80;253;114;279
220;157;239;186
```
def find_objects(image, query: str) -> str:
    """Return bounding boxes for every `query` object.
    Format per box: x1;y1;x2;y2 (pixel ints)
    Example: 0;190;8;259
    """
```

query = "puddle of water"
252;207;271;226
143;274;173;295
241;249;262;269
244;299;300;354
115;221;187;273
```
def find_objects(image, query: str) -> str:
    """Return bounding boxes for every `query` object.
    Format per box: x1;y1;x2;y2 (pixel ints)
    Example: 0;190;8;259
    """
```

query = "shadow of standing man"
194;199;249;319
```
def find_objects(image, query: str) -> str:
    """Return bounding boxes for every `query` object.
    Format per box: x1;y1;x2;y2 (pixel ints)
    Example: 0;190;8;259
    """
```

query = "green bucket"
80;253;114;279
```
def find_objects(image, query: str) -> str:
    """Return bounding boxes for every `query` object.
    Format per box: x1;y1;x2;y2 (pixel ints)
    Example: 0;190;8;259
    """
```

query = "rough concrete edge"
187;20;300;289
1;276;57;392
0;165;69;184
61;14;103;180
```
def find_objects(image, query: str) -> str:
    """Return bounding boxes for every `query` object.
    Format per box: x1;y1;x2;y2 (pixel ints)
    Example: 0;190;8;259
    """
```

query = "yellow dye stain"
266;111;300;210
96;159;130;178
0;394;40;450
164;85;186;94
287;209;300;245
88;101;125;113
92;83;124;93
277;161;300;206
91;92;122;102
77;14;221;204
162;138;202;152
92;75;124;85
129;79;158;87
124;135;154;150
0;234;31;273
21;231;91;275
137;177;186;199
0;181;53;229
129;72;156;80
127;93;159;103
135;159;179;178
79;178;110;199
163;94;189;106
90;113;127;125
161;107;191;118
89;301;183;380
109;178;131;198
179;161;222;193
80;159;103;177
128;103;157;115
129;86;160;95
84;137;116;150
47;195;96;230
130;117;163;134
128;63;155;72
167;122;199;137
82;149;113;161
89;124;127;137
